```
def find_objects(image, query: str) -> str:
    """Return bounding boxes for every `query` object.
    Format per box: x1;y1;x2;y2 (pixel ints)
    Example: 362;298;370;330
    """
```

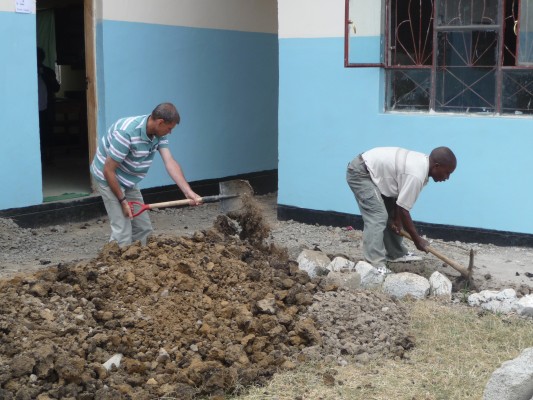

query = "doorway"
37;0;94;202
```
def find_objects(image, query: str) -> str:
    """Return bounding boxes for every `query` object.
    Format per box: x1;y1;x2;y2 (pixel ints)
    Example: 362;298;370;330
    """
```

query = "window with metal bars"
345;0;533;115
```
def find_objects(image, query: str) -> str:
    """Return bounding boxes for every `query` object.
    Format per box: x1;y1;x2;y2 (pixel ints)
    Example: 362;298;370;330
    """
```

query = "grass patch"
225;300;533;400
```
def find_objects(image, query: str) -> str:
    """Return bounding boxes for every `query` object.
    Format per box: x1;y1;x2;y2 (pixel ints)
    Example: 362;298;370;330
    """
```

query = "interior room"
37;0;91;202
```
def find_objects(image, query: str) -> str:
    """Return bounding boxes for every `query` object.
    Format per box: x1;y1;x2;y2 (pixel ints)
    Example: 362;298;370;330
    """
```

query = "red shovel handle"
129;201;151;217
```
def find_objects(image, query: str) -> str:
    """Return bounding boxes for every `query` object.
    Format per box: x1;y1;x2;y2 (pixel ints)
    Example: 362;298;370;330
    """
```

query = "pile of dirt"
303;290;413;363
0;199;414;399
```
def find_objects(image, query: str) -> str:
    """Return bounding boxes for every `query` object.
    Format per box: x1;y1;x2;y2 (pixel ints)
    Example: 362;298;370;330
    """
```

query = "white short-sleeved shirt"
362;147;429;211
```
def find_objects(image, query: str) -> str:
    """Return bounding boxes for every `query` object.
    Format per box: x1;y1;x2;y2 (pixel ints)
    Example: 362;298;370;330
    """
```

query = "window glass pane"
518;0;533;65
437;30;498;66
437;0;498;26
435;31;497;113
383;0;526;115
390;0;433;66
502;70;533;114
347;0;384;64
503;0;519;66
386;69;430;111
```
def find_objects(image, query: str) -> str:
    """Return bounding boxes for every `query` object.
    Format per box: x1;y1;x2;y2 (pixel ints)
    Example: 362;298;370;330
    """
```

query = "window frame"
344;0;533;115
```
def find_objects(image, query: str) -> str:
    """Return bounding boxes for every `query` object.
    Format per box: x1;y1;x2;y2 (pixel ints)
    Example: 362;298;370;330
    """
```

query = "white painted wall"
0;0;35;13
101;0;277;33
279;0;381;39
278;0;344;38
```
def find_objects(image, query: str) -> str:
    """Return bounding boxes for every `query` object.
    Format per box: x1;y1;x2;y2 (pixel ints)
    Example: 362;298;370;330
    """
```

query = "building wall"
0;2;43;209
96;0;279;190
278;0;533;235
0;0;278;209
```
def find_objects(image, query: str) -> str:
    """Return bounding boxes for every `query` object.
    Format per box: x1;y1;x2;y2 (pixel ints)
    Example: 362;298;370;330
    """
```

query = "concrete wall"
0;1;43;209
96;0;278;189
0;0;278;208
278;0;533;235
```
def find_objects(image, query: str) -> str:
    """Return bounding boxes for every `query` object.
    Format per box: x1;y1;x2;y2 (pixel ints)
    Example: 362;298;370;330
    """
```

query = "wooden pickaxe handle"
399;229;472;279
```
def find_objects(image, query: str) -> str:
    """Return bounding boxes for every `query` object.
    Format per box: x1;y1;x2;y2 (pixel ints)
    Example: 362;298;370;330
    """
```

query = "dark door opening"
37;0;91;202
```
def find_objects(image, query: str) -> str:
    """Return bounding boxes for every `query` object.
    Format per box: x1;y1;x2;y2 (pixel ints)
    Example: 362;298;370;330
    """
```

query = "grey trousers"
346;156;407;267
96;181;153;246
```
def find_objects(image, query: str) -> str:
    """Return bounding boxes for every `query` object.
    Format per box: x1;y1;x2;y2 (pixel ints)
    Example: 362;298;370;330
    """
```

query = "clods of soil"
0;200;413;399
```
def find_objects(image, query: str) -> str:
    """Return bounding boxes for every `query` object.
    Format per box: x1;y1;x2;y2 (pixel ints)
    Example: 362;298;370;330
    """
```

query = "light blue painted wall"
97;21;279;190
278;37;533;234
0;15;278;211
0;11;43;209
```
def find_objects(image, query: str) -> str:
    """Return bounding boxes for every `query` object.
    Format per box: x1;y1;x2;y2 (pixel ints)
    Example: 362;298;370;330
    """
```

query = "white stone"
483;347;533;400
468;289;518;314
429;271;452;300
327;256;356;272
296;249;331;278
324;271;361;291
103;353;123;371
383;272;430;300
515;294;533;317
354;261;384;289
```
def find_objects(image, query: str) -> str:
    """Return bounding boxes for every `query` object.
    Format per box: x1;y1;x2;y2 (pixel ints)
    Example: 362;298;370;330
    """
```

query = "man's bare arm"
397;206;429;252
159;148;201;204
103;157;132;218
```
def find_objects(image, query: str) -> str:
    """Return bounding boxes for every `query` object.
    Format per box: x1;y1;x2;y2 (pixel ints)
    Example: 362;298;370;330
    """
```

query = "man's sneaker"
387;252;423;263
376;265;393;275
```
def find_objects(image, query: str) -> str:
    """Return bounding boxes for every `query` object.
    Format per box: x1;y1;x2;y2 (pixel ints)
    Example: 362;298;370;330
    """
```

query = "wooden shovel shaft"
399;229;471;279
147;194;237;210
146;199;192;210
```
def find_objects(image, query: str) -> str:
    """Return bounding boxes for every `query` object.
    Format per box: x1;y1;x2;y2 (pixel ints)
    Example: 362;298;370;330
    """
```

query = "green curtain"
37;9;56;70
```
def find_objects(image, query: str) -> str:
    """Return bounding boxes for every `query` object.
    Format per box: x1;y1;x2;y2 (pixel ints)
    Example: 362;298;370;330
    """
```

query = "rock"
515;294;533;317
354;261;385;289
102;353;123;371
156;348;170;363
327;257;356;272
296;250;331;278
483;347;533;400
383;273;430;299
324;271;361;291
429;271;452;300
256;298;277;314
468;289;517;314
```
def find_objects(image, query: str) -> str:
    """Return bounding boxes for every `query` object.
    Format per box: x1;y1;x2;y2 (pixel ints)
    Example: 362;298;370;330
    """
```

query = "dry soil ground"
0;193;532;399
2;193;532;292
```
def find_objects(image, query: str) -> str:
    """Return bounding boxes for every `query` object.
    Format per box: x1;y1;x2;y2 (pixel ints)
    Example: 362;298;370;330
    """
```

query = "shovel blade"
219;180;254;213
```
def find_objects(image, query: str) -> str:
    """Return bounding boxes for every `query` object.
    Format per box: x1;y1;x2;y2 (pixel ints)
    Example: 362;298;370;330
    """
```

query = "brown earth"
0;198;413;399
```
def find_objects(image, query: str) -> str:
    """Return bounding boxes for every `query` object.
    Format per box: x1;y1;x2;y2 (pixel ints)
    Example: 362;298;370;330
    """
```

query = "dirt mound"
304;290;413;363
0;200;414;399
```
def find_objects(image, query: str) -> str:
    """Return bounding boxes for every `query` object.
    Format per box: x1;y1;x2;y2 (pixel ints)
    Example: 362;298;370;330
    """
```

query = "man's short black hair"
152;103;180;124
430;146;457;167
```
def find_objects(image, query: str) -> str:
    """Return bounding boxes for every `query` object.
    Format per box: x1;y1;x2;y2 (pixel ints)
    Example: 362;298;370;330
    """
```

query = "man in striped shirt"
91;102;201;246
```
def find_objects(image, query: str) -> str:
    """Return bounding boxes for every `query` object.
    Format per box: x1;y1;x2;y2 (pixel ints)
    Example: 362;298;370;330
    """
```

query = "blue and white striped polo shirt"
90;115;169;188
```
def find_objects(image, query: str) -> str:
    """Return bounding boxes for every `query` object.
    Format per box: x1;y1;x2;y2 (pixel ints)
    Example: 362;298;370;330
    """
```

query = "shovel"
128;179;253;217
400;229;474;281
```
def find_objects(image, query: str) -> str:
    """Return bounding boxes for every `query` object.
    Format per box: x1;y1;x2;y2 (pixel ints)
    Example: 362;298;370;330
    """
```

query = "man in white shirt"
346;147;457;274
